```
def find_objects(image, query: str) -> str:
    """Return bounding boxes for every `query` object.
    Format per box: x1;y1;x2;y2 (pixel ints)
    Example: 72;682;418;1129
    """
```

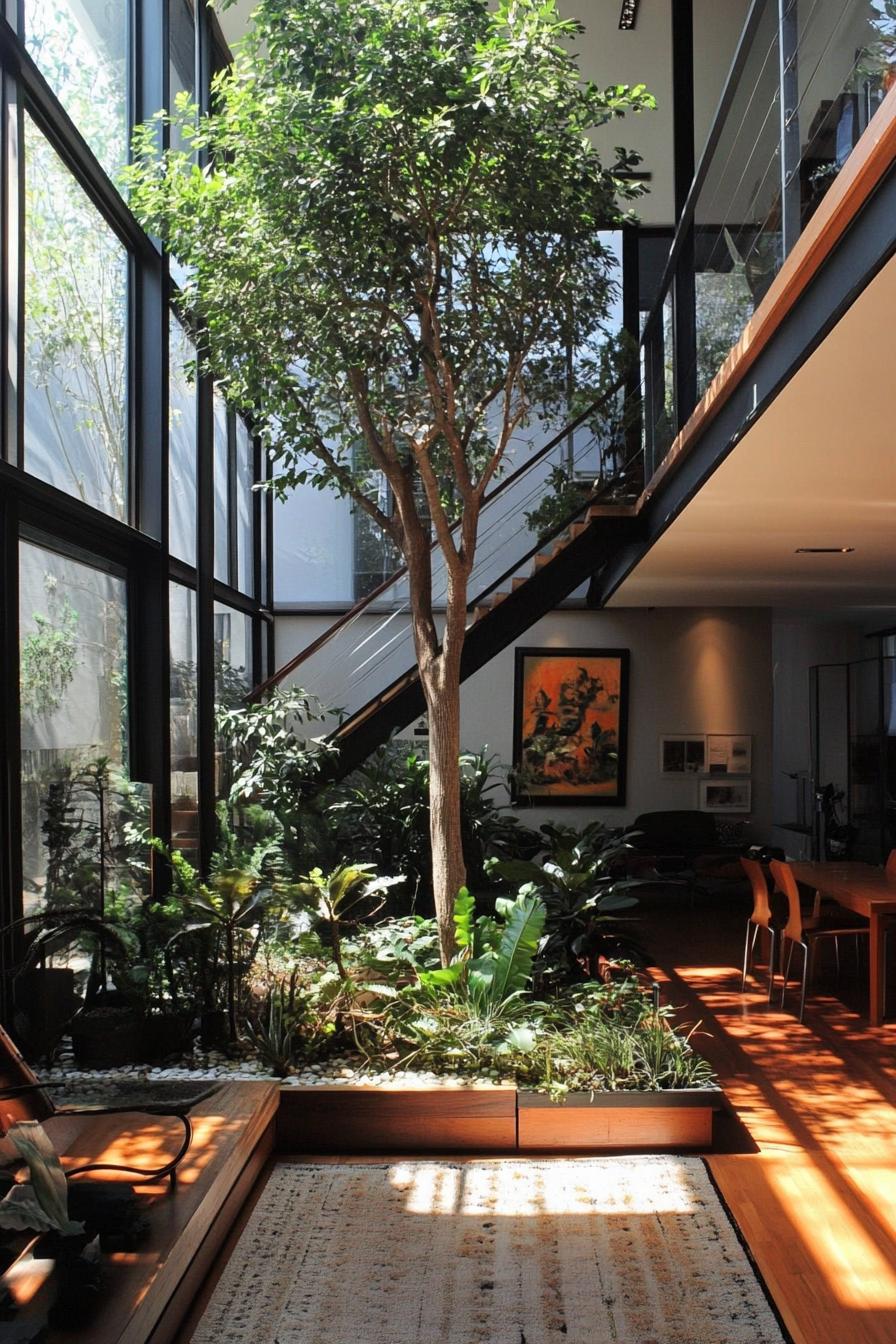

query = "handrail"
330;452;642;741
468;455;641;612
247;374;627;699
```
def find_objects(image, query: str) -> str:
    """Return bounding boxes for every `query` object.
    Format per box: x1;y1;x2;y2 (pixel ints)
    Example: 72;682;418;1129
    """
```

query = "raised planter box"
516;1088;720;1151
277;1084;722;1154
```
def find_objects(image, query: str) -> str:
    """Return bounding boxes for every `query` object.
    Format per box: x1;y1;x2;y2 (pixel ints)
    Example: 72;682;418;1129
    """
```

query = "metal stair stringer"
328;502;643;776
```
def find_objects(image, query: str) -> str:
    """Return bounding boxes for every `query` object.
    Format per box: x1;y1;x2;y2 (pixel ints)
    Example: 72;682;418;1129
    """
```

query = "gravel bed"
36;1042;514;1105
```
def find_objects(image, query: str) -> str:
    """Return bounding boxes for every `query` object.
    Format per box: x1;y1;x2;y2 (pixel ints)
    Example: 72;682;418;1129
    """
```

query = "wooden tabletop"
790;861;896;1026
790;861;896;912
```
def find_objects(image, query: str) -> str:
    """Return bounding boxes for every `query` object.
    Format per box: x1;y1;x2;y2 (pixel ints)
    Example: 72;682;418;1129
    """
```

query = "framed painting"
706;734;752;775
659;735;706;775
699;779;752;813
512;647;629;805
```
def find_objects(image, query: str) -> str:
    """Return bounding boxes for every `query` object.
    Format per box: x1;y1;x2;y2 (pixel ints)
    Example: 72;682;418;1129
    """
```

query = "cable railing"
253;374;644;729
640;0;895;480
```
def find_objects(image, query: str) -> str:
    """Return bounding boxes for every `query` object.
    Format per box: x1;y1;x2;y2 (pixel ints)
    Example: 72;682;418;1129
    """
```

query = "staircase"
253;382;644;777
330;500;641;773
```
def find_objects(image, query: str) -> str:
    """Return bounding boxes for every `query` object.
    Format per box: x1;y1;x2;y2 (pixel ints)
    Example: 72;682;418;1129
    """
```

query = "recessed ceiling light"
619;0;639;30
794;546;855;554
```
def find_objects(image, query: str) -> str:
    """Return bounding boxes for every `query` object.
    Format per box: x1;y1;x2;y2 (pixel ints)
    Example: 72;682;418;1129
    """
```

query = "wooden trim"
517;1104;713;1151
277;1085;718;1154
277;1085;518;1153
641;85;896;505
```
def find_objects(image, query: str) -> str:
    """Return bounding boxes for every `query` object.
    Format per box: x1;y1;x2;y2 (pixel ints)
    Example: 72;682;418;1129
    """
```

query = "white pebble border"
36;1042;515;1104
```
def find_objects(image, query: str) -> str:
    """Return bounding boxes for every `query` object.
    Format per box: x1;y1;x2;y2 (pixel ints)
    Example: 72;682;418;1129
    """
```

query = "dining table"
790;861;896;1026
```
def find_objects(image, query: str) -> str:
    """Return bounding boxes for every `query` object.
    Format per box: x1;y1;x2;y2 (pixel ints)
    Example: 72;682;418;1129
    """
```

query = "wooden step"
568;520;588;539
472;606;490;622
533;552;551;570
490;591;509;606
512;576;527;591
41;1082;280;1344
587;502;638;520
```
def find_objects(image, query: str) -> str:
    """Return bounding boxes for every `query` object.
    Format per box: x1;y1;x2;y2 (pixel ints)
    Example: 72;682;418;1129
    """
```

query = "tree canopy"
128;0;651;546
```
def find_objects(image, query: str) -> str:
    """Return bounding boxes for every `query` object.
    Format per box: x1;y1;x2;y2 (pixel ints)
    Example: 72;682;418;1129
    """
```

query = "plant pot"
200;1009;229;1050
70;1007;143;1069
137;1012;193;1063
10;968;78;1061
46;1232;103;1327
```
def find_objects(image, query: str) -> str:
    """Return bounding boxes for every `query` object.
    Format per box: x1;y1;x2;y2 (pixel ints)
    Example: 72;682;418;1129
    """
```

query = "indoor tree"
126;0;651;963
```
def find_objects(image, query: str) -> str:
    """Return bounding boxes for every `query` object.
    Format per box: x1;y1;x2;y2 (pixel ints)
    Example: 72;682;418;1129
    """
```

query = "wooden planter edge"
276;1083;722;1153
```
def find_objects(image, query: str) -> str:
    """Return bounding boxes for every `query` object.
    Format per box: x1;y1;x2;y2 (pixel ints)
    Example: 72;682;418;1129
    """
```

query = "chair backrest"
0;1022;54;1133
740;856;773;928
769;859;803;943
886;850;896;880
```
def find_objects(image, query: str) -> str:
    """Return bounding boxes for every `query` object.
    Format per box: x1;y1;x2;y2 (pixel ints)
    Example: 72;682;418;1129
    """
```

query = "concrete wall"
276;604;775;837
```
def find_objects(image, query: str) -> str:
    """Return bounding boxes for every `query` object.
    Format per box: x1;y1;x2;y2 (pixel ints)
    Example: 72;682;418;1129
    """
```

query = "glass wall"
170;583;200;857
0;0;272;976
641;0;896;478
214;603;253;802
169;316;198;565
23;0;129;180
19;538;130;915
23;116;129;521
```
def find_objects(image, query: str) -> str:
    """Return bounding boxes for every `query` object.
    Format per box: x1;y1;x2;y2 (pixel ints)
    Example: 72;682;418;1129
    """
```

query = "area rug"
191;1157;787;1344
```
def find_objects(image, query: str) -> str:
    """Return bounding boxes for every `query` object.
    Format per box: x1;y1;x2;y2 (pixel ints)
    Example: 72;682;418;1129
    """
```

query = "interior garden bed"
277;1080;723;1153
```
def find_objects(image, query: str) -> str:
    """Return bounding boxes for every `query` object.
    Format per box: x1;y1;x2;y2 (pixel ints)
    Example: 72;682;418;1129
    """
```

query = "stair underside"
327;503;641;776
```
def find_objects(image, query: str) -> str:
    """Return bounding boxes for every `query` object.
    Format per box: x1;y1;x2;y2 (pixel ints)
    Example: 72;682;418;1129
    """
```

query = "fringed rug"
192;1157;787;1344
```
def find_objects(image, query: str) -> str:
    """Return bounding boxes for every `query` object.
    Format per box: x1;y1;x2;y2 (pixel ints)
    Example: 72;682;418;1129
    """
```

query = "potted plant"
0;1120;102;1328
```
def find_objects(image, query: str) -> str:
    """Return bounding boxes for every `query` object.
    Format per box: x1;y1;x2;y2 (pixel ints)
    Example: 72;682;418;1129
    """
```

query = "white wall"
276;604;774;836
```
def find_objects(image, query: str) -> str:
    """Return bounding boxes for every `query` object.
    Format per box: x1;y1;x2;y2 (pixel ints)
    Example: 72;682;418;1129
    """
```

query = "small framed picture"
659;735;706;775
700;779;752;813
706;734;752;775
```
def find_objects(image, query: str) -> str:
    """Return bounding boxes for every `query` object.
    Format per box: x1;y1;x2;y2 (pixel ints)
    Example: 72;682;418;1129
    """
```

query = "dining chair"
770;859;869;1022
740;857;780;1001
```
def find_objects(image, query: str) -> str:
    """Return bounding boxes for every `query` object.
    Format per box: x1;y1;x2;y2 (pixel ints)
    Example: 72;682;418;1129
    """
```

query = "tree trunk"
421;656;466;965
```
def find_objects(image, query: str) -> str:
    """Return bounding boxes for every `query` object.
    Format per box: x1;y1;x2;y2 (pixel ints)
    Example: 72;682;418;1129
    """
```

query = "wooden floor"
645;892;896;1344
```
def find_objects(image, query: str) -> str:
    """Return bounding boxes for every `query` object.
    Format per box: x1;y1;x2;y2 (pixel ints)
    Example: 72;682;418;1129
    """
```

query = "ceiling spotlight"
794;546;855;554
619;0;639;30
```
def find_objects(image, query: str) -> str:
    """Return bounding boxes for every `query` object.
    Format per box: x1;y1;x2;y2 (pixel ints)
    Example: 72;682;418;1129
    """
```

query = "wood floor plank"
642;894;896;1344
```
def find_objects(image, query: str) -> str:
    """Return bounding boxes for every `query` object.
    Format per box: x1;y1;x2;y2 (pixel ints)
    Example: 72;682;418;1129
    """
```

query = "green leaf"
5;1121;84;1236
453;887;476;953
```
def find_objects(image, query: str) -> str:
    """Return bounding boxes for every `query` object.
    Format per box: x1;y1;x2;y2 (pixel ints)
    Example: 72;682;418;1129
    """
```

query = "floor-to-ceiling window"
0;0;273;995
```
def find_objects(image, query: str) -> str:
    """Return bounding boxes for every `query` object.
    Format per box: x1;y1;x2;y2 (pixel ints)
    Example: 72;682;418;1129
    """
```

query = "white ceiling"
608;249;896;611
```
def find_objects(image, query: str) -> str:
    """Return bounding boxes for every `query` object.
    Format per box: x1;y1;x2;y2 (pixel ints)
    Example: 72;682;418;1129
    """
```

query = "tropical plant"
126;0;652;964
327;748;432;908
285;864;401;980
327;747;540;910
0;1121;85;1238
244;988;300;1078
380;888;547;1071
216;685;339;868
486;844;646;986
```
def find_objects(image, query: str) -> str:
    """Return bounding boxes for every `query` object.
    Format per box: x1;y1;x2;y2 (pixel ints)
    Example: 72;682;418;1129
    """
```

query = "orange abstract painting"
512;647;629;805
